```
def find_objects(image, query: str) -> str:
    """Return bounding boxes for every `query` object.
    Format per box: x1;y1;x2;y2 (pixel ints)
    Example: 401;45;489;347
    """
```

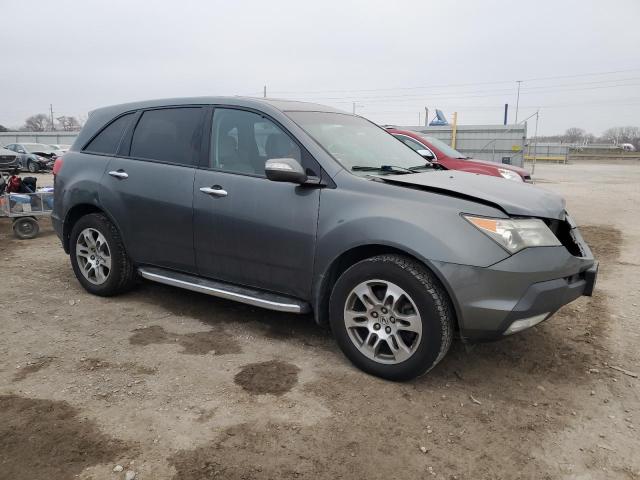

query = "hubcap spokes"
344;280;422;364
76;228;111;285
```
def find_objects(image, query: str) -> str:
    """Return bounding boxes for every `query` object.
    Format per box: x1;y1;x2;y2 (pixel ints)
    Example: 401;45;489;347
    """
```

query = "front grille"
545;216;585;257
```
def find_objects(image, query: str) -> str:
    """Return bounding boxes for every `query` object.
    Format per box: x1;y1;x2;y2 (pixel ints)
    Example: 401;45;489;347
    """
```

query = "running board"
138;267;310;314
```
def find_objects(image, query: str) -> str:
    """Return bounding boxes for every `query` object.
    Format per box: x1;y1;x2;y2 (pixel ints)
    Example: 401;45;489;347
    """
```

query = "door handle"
200;186;228;197
108;170;129;179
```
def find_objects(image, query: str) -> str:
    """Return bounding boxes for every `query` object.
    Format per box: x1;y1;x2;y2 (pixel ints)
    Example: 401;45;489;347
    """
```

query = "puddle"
234;360;299;395
129;325;240;355
580;225;622;264
0;395;137;480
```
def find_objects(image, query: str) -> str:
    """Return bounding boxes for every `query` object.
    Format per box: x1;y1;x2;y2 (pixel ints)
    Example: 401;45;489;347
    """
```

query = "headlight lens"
498;168;523;182
464;215;561;253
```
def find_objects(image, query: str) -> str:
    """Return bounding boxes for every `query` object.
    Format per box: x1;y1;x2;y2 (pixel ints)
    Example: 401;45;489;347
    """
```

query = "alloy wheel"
343;279;422;364
75;228;112;285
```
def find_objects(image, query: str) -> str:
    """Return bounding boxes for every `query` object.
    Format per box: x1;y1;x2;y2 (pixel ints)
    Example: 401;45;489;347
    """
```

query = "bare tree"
23;114;51;132
56;115;82;131
0;124;8;132
564;127;586;143
601;126;640;149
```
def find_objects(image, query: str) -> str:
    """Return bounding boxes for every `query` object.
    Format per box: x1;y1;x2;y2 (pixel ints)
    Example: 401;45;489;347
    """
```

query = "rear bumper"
433;238;597;342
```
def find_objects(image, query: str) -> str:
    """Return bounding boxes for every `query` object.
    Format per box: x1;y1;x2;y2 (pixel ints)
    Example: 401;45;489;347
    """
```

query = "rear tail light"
53;156;64;176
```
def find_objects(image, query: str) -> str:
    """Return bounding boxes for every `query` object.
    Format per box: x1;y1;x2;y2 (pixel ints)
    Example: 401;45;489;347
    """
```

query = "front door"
193;107;321;299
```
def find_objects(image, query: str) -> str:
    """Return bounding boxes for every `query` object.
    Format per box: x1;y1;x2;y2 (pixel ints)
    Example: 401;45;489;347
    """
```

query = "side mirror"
17;149;26;154
417;149;435;161
265;158;308;184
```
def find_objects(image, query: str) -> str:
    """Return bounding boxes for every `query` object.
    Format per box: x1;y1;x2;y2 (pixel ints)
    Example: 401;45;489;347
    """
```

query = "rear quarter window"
84;113;135;155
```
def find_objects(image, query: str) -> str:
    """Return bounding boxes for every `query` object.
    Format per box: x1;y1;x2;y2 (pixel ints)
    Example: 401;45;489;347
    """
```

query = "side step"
138;267;310;314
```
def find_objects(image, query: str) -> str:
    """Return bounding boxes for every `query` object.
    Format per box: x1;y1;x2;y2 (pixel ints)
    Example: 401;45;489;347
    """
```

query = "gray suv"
52;97;597;380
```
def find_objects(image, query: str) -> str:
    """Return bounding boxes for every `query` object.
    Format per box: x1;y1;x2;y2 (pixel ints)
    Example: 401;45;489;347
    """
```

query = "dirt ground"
1;162;638;480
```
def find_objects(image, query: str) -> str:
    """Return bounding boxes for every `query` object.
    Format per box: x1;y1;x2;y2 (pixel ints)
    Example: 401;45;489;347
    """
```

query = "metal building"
398;124;527;167
0;132;79;147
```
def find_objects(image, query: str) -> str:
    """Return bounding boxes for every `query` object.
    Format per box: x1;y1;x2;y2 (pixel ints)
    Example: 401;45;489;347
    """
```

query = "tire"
12;217;39;239
27;160;38;173
69;213;136;296
329;254;454;381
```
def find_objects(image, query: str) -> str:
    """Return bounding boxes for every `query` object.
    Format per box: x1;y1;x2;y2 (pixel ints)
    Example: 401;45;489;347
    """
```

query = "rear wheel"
69;213;136;296
12;217;39;239
329;254;454;381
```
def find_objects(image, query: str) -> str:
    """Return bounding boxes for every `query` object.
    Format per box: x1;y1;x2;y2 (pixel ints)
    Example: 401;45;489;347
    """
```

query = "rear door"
193;107;321;299
98;106;206;273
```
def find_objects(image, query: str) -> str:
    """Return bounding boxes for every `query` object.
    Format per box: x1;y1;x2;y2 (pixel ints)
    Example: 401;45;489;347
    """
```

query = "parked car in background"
53;97;596;381
385;127;532;182
0;146;20;171
3;143;58;172
49;144;72;154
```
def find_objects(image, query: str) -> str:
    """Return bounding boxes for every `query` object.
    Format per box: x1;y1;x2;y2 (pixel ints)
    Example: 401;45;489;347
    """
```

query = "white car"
49;144;72;154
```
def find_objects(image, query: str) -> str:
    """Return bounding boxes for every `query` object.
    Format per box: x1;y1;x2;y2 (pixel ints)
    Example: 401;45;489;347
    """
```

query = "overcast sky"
1;0;639;135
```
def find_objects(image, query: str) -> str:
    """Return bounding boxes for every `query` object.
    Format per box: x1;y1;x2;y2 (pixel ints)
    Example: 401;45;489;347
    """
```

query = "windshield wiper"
352;165;417;174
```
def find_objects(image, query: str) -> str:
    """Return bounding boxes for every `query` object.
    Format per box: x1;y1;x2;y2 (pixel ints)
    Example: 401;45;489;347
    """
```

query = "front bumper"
433;228;597;342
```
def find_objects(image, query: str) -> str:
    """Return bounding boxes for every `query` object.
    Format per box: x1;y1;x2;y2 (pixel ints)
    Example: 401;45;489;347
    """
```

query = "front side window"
84;113;134;155
421;135;468;159
130;108;203;166
210;108;300;176
287;111;426;175
395;135;427;152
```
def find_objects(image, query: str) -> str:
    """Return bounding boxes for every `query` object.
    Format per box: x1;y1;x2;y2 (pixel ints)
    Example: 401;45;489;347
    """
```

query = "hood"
31;150;58;157
460;157;529;176
380;170;565;220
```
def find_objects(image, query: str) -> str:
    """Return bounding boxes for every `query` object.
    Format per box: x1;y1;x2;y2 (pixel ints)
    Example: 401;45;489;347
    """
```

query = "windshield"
421;136;467;159
286;111;427;174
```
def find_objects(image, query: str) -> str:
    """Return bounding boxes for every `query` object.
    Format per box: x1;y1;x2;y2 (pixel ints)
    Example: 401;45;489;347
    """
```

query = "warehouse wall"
0;132;78;147
399;124;527;167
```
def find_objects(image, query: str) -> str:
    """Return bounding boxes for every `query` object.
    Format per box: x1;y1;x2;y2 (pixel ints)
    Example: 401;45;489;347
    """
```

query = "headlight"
464;215;561;253
498;168;523;182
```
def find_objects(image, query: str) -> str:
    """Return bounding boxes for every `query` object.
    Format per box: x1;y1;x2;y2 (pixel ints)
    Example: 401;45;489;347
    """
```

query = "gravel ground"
1;162;638;480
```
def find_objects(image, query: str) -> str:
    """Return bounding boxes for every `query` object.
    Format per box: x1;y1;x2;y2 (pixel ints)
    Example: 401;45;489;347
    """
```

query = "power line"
263;67;640;96
293;80;640;104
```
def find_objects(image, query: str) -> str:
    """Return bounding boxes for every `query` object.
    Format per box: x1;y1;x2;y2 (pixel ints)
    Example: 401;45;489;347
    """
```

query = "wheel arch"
312;243;461;331
62;204;120;254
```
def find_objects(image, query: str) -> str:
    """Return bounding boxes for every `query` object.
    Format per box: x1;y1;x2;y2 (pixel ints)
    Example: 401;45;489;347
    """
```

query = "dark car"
52;97;597;380
0;146;20;171
386;127;532;182
4;143;57;172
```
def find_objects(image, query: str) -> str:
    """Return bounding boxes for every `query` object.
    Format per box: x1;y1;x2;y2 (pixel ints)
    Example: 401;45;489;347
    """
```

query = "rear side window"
84;113;134;155
129;108;203;166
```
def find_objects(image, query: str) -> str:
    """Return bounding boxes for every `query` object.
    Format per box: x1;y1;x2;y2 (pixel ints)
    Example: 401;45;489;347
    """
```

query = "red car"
386;127;532;182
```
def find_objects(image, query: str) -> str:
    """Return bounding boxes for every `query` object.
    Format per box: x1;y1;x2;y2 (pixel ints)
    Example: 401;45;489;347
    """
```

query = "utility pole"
503;103;509;126
531;110;540;176
49;104;55;131
514;81;522;123
263;85;267;98
418;112;421;125
424;107;428;126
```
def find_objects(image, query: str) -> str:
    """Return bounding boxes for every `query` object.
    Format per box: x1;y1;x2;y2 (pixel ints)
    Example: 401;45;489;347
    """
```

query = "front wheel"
27;160;38;173
69;213;137;296
329;254;454;381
